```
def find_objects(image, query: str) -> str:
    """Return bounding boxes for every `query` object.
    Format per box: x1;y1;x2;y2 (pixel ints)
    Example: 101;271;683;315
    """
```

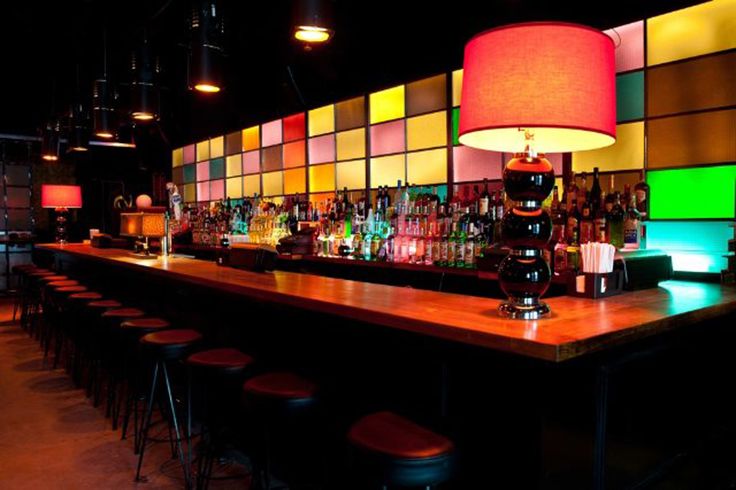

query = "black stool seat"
243;372;317;410
348;411;454;488
55;285;88;294
187;348;254;372
121;317;170;335
87;299;123;310
68;291;104;301
140;329;202;361
39;275;69;283
47;280;80;288
29;270;55;277
102;307;146;320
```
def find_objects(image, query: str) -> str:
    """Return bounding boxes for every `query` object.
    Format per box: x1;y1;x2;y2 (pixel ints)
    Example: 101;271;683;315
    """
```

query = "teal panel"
183;164;196;184
210;158;225;180
647;221;731;273
649;164;736;219
616;71;644;122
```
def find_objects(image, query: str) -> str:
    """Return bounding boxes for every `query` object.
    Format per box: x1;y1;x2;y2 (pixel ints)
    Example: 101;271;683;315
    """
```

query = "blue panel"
646;220;732;273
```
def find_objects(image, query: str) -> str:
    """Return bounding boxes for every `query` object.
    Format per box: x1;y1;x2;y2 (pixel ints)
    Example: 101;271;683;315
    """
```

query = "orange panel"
309;163;336;193
283;140;306;168
242;126;260;151
284;168;307;194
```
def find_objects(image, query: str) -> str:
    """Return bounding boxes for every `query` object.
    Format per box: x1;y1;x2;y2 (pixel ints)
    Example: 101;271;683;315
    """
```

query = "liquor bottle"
479;179;490;216
594;192;607;243
565;175;579;213
578;172;588;212
590;167;602;215
553;234;568;272
566;199;581;246
607;192;625;249
447;222;457;267
394;180;403;215
623;193;641;249
579;198;594;244
622;184;632;212
454;222;466;268
634;170;649;220
464;223;475;269
425;222;434;266
550;185;565;244
386;226;395;262
494;191;505;246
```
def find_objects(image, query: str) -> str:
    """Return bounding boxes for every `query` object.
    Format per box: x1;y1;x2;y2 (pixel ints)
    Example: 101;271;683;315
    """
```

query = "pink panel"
197;181;210;202
183;144;196;164
261;120;283;147
604;21;644;73
243;151;260;174
196;161;210;181
452;146;503;182
210;179;224;201
546;153;564;175
308;134;336;165
370;119;406;156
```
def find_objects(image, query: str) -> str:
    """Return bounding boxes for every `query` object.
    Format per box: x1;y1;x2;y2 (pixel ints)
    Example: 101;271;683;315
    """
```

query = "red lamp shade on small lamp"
458;22;616;320
41;185;82;244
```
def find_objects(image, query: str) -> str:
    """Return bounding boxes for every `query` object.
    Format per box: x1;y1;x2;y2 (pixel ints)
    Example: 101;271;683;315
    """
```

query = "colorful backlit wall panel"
174;0;736;272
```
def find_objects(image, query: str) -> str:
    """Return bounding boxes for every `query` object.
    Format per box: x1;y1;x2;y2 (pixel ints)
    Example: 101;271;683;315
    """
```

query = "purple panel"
197;182;210;202
261;120;283;147
604;21;644;73
210;179;225;201
308;134;336;165
370;120;406;156
183;144;196;164
243;151;260;174
196;161;210;181
452;146;503;182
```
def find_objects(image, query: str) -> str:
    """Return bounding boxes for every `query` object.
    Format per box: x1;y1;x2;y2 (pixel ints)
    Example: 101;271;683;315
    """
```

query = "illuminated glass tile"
283;140;306;168
406;74;447;116
336;159;366;190
308;104;335;136
226;154;242;177
407;111;447;151
308;134;336;164
183;144;196;164
172;148;183;167
370;119;405;156
210;136;224;158
262;171;283;197
173;167;184;185
572;121;644;173
242;126;260;151
227;177;243;199
603;21;644;73
407;148;447;185
647;51;736;118
196;140;210;161
225;131;242;155
649;164;736;219
547;153;564;176
183;164;196;184
210;179;225;201
309;163;336;193
197;182;210;202
453;146;503;182
336;128;365;161
243;175;261;197
196;161;209;181
370;154;406;188
648;110;736;169
261;120;283;147
335;96;366;131
183;183;196;203
452;107;460;145
261;145;283;172
209;158;225;179
616;71;644;122
647;221;732;273
647;0;736;66
369;85;405;124
452;69;463;107
243;151;260;174
283;113;306;142
284;168;307;194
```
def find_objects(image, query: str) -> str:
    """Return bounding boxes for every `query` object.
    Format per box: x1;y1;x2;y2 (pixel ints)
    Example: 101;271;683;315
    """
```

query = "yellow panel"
172;148;183;167
226;154;241;177
309;164;336;193
242;126;260;151
452;69;463;107
407;148;447;185
407;111;447;151
210;136;224;158
262;171;283;197
336;159;366;190
226;177;243;199
336;128;366;161
183;183;196;202
284;168;307;194
572;121;644;173
243;175;261;197
308;104;335;137
196;140;210;161
370;154;405;188
369;85;405;124
647;0;736;66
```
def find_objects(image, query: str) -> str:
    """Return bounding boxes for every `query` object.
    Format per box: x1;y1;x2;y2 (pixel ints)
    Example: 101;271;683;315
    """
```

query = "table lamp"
458;22;616;319
41;185;83;244
120;212;165;258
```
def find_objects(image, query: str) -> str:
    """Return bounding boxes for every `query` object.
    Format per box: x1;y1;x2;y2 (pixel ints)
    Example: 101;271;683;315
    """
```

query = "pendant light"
93;29;117;139
189;0;224;93
293;0;334;46
41;120;61;161
68;63;89;152
130;32;160;121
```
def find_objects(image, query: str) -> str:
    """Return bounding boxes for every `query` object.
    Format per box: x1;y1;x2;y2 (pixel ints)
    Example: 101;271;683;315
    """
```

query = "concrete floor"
0;298;245;489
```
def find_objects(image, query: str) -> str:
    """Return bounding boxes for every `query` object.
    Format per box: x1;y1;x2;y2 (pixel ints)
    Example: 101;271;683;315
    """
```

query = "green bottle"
454;222;467;268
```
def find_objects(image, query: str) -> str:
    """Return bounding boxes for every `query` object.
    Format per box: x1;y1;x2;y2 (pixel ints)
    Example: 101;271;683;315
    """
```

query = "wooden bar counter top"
38;243;736;363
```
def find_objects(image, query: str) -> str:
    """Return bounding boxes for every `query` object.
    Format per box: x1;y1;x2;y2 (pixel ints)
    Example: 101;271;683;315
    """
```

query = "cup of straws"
568;242;623;298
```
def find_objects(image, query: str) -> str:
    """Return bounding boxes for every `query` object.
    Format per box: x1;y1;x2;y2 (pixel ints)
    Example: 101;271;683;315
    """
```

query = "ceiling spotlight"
294;25;332;44
93;31;118;140
189;0;224;93
41;121;61;161
293;0;334;46
130;34;160;122
67;102;90;152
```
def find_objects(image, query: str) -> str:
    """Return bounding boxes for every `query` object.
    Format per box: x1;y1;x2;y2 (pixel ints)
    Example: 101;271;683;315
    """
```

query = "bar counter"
37;243;736;362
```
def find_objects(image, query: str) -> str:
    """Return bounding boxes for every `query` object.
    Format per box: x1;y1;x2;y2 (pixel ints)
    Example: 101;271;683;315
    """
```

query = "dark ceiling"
0;0;704;150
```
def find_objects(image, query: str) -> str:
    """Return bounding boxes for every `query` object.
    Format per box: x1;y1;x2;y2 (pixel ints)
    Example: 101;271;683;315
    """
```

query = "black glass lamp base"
498;299;551;320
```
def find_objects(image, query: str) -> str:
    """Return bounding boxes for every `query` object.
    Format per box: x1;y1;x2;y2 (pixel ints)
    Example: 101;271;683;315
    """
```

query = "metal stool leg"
136;362;160;482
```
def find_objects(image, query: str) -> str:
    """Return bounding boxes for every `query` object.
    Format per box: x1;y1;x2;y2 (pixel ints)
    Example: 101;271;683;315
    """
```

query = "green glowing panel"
209;158;225;180
649;165;736;219
646;221;731;273
616;71;644;122
452;107;460;146
183;164;196;184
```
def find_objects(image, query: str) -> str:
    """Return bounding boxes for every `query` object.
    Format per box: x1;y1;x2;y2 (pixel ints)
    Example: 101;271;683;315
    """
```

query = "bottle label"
465;242;474;266
440;241;448;262
479;198;489;215
624;221;640;248
456;243;465;264
448;242;456;264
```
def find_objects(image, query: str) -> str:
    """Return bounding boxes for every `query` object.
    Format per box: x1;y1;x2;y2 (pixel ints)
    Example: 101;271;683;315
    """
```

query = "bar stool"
24;270;57;334
83;299;123;405
136;329;202;487
347;411;455;489
44;283;88;369
66;291;104;386
242;372;319;490
185;348;255;489
11;264;38;322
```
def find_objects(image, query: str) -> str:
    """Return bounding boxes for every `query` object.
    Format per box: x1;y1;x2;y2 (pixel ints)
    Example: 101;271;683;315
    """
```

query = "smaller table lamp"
41;185;83;244
120;211;165;259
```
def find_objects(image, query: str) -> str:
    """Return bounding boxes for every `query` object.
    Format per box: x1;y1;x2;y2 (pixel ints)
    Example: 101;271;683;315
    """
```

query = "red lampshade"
458;22;616;153
41;185;83;209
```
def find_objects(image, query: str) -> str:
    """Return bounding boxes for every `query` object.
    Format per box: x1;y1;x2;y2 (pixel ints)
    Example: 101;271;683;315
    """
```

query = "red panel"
283;113;306;142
